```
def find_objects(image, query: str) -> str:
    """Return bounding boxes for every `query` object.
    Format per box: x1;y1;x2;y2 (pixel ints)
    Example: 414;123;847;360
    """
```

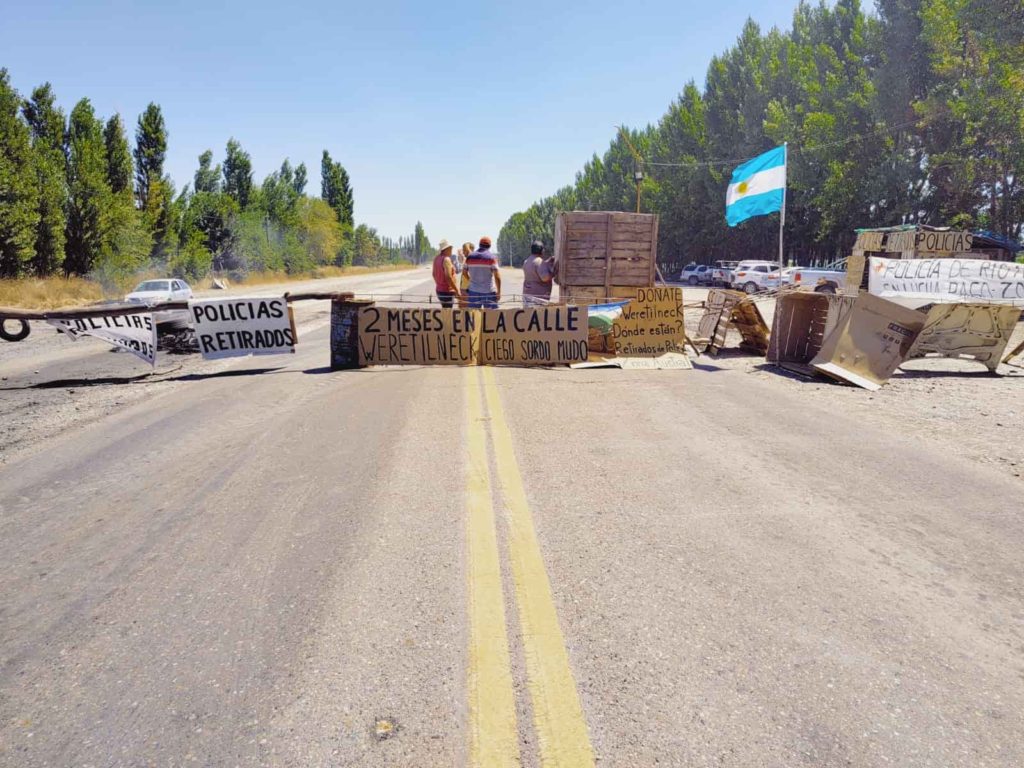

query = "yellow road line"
465;367;521;767
481;366;595;768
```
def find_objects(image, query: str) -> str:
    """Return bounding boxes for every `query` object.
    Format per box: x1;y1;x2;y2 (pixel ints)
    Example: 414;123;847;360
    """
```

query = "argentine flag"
725;145;786;227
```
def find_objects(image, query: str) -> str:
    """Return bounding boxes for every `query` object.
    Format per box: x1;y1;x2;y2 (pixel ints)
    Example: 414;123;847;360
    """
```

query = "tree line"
498;0;1024;270
0;70;434;283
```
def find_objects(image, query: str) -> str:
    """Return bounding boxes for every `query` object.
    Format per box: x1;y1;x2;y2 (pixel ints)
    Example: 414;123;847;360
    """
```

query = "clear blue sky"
5;0;799;250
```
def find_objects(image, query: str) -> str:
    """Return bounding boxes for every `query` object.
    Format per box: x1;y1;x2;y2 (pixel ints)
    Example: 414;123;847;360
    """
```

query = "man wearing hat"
432;240;460;308
464;236;502;309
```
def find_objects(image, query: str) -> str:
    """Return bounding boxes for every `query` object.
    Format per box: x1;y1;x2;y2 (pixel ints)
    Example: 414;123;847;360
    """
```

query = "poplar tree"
133;102;166;209
320;150;353;228
0;71;40;278
22;82;66;277
223;138;253;208
194;149;220;194
104;114;133;198
65;98;110;275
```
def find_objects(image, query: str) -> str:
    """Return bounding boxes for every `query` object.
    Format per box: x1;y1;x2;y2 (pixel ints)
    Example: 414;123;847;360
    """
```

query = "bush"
169;232;213;281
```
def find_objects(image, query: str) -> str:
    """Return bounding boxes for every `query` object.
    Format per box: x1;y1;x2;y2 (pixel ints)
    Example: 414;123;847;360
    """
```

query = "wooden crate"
555;212;657;291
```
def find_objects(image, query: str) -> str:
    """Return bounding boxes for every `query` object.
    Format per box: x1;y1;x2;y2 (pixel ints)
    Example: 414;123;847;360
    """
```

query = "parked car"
732;261;781;294
711;260;738;287
764;266;798;290
125;279;194;328
789;259;848;293
125;279;194;305
678;263;712;285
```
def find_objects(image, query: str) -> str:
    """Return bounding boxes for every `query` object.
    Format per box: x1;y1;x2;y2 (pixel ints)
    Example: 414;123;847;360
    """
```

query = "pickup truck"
788;259;848;293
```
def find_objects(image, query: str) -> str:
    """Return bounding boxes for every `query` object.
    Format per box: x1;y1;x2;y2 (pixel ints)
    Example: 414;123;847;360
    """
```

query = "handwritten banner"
356;306;588;366
868;257;1024;308
189;297;296;359
48;314;157;366
612;287;686;356
357;307;478;365
478;306;588;365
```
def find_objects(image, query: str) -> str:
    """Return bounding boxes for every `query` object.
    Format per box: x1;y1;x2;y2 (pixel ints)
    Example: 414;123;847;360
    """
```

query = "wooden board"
696;289;770;355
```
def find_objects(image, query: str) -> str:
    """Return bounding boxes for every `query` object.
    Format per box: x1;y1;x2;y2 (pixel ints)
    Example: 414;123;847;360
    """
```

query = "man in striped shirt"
464;236;502;309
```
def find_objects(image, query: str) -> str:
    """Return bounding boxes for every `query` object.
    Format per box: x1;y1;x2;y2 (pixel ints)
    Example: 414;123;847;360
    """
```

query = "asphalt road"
1;270;1022;767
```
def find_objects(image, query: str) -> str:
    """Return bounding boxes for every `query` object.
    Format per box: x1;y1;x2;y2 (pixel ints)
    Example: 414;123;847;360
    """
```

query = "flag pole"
778;142;787;270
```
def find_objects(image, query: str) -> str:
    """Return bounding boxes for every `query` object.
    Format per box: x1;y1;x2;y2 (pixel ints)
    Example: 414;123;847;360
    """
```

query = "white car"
125;279;194;326
125;279;194;305
678;263;712;285
731;261;781;294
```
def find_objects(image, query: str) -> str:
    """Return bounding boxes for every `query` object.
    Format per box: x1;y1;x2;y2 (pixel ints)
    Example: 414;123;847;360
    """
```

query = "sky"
4;0;800;250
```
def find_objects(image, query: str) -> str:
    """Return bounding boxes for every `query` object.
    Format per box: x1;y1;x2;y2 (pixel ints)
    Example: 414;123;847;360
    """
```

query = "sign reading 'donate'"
48;314;158;366
612;287;686;356
868;257;1024;308
478;306;588;365
189;297;296;359
358;307;478;365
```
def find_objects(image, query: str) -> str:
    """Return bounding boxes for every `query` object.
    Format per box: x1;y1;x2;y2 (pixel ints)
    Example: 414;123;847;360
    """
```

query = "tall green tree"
133;102;166;209
22;82;66;277
194;149;221;193
65;98;110;275
0;70;39;278
320;150;353;227
223;138;253;208
103;114;133;198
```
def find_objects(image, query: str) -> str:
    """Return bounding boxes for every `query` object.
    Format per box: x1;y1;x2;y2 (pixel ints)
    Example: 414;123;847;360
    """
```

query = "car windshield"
134;280;171;292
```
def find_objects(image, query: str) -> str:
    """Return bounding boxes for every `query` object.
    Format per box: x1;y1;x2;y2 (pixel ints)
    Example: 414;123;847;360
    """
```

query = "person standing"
465;236;501;309
432;240;460;308
522;240;555;306
458;242;474;307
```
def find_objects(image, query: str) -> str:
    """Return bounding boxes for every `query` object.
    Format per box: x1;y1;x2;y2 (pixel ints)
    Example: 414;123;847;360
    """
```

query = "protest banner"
478;305;589;365
357;306;478;365
48;313;157;365
189;297;296;360
612;286;686;356
868;257;1024;308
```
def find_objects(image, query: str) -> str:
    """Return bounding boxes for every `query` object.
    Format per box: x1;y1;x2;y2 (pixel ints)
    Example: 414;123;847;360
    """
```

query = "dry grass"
0;264;417;309
232;263;417;287
0;277;107;310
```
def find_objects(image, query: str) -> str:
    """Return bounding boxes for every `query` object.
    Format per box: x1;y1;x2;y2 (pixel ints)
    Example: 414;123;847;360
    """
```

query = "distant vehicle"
125;279;194;328
125;279;194;305
732;261;781;294
678;263;712;285
789;259;848;294
711;260;738;287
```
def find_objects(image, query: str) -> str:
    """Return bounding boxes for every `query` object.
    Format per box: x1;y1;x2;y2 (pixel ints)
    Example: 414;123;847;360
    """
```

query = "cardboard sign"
868;257;1024;308
48;313;157;366
189;297;296;360
811;293;926;390
358;306;478;365
478;306;588;365
572;351;692;370
612;286;686;356
883;229;973;255
909;303;1020;371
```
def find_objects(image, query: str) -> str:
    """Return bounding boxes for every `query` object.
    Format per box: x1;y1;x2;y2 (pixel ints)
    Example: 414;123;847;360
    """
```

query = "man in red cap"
464;236;502;309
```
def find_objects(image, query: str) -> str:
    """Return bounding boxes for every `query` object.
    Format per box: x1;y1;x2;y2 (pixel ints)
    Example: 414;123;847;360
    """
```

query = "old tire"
743;281;758;294
814;283;837;294
0;318;30;342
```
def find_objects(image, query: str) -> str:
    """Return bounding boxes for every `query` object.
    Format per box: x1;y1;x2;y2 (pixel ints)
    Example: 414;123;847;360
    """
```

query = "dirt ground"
683;294;1024;483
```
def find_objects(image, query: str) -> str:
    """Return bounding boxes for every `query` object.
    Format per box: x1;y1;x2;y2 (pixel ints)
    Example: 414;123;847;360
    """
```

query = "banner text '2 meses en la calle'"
356;305;589;366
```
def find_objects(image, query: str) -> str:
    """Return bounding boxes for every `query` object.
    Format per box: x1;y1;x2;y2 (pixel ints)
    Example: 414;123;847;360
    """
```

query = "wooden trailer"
555;211;658;303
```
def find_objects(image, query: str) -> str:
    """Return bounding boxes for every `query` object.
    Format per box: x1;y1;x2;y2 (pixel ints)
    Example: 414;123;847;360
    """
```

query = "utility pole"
617;125;645;213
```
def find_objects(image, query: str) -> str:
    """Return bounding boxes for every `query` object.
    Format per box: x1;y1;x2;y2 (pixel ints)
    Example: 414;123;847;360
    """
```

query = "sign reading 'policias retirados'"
356;305;589;366
48;314;158;365
189;297;296;360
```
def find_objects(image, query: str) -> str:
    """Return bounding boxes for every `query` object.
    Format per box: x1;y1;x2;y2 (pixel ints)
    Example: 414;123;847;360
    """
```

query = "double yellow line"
465;367;594;768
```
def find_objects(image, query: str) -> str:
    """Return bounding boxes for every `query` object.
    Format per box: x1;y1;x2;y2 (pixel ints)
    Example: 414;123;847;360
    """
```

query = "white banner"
869;257;1024;308
48;314;157;366
189;297;296;360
